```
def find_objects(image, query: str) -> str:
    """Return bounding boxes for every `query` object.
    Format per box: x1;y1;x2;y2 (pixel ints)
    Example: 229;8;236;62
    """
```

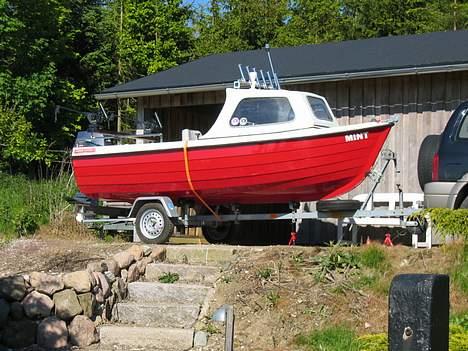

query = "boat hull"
72;124;392;205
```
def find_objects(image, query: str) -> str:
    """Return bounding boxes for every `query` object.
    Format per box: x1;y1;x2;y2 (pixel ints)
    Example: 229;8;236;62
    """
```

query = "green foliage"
0;107;49;168
158;272;180;284
258;267;273;280
0;172;75;239
444;242;468;295
295;326;360;351
315;244;360;281
266;290;280;307
358;245;389;272
357;333;387;351
410;208;468;240
296;321;468;351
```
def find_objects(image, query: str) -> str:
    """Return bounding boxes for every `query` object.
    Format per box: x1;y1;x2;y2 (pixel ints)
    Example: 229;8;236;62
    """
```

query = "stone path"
96;245;237;351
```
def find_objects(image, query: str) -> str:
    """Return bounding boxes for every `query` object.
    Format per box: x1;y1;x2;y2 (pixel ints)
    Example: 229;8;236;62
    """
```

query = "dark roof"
98;30;468;98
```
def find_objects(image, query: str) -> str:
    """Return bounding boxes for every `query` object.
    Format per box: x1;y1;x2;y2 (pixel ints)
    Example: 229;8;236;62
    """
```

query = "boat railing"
74;130;163;147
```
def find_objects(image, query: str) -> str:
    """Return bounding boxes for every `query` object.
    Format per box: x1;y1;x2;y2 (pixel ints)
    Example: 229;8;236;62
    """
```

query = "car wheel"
459;196;468;209
135;203;174;244
417;134;440;190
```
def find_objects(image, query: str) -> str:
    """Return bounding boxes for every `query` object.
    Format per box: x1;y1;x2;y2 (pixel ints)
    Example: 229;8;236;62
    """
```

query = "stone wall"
0;244;166;349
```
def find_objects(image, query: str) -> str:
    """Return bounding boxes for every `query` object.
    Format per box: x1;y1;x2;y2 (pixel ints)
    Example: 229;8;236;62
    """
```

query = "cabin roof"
97;30;468;99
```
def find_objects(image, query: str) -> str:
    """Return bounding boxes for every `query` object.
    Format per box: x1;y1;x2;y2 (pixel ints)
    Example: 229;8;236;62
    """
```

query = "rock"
95;272;111;298
53;289;83;320
0;299;9;327
103;295;114;321
68;315;99;346
63;270;91;293
103;259;120;276
95;288;105;304
127;245;144;261
30;272;64;295
10;301;24;320
142;245;152;257
113;251;135;269
94;315;102;326
87;261;107;273
22;291;53;319
127;263;139;283
194;331;208;347
121;269;128;282
150;247;166;262
88;271;97;286
104;271;116;284
2;320;37;348
0;276;26;301
77;292;95;318
111;278;127;302
137;257;152;275
37;316;68;349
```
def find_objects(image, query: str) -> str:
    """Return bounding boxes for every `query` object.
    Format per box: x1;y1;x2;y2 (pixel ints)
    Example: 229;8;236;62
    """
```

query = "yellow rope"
183;140;221;222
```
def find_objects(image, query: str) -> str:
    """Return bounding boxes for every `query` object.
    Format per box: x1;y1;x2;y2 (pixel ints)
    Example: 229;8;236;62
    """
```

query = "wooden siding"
142;71;468;195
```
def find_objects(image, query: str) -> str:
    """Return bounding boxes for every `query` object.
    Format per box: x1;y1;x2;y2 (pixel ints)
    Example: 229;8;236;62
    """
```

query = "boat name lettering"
344;132;368;142
74;147;96;154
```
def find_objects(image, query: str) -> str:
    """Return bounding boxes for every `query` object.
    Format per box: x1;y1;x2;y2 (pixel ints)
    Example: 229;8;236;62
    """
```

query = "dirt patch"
0;239;132;277
205;244;467;351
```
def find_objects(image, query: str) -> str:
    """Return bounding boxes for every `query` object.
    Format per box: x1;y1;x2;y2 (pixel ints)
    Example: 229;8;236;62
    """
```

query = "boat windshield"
230;97;295;126
307;96;333;122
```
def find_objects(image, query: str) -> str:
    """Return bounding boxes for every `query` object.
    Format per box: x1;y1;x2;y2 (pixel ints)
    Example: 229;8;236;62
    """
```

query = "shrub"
410;209;468;241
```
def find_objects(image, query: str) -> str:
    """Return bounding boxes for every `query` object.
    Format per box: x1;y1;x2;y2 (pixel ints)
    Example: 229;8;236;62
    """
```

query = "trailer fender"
129;196;178;218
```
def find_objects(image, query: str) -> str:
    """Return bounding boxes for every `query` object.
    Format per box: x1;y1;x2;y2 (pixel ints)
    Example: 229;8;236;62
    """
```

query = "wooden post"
389;274;449;351
225;305;234;351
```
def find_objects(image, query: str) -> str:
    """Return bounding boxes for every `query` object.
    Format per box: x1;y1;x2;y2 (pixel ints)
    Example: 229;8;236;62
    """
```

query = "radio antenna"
265;44;280;89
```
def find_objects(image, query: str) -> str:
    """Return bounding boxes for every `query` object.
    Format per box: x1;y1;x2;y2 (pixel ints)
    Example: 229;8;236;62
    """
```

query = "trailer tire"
417;134;440;190
135;203;174;244
316;200;361;212
202;222;233;244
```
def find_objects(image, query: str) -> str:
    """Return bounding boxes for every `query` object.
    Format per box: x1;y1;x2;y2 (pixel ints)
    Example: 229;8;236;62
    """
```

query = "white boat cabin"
202;83;338;140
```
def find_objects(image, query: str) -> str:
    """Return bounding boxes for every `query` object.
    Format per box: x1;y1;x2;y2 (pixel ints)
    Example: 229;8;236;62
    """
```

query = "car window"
307;97;333;122
458;108;468;139
230;97;294;126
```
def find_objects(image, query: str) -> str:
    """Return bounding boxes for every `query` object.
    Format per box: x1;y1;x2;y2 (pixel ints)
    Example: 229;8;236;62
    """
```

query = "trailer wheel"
316;200;362;212
202;222;233;244
135;203;174;244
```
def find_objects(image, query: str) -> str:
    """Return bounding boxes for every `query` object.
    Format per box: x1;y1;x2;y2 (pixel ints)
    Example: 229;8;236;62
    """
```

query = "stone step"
128;282;211;305
165;245;237;265
113;302;200;328
145;263;219;285
99;325;194;350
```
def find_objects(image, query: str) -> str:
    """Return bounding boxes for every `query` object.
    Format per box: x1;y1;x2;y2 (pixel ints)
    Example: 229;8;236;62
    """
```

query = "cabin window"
230;97;294;126
307;97;333;122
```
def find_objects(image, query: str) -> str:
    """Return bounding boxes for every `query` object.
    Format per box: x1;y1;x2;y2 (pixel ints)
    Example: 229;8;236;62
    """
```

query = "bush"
411;209;468;241
0;172;75;239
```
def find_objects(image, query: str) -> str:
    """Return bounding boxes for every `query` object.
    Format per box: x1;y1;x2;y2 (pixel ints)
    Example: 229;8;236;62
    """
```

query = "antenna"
265;44;280;89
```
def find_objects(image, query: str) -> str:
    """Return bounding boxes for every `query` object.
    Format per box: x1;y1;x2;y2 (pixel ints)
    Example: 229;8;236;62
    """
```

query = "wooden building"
97;30;468;197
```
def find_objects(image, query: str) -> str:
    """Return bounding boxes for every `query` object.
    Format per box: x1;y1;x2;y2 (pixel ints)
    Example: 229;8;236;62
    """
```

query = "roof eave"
95;63;468;100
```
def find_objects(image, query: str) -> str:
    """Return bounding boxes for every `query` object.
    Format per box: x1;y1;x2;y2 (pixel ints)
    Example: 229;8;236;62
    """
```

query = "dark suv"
418;101;468;209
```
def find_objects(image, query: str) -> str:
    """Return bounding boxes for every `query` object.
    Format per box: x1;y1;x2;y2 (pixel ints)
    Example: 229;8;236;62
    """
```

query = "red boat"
72;75;394;207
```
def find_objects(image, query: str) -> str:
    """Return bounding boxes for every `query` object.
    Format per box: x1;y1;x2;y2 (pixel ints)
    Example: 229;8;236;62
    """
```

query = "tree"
275;0;349;46
193;0;289;57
